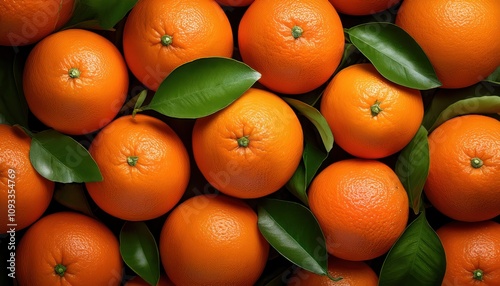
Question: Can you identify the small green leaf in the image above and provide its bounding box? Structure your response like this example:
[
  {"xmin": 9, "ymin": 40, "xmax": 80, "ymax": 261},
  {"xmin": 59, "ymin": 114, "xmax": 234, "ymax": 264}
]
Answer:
[
  {"xmin": 346, "ymin": 22, "xmax": 441, "ymax": 90},
  {"xmin": 258, "ymin": 199, "xmax": 328, "ymax": 276},
  {"xmin": 30, "ymin": 130, "xmax": 102, "ymax": 183},
  {"xmin": 120, "ymin": 222, "xmax": 160, "ymax": 286},
  {"xmin": 286, "ymin": 162, "xmax": 308, "ymax": 205},
  {"xmin": 378, "ymin": 212, "xmax": 446, "ymax": 286},
  {"xmin": 484, "ymin": 66, "xmax": 500, "ymax": 85},
  {"xmin": 64, "ymin": 0, "xmax": 138, "ymax": 30},
  {"xmin": 132, "ymin": 90, "xmax": 148, "ymax": 117},
  {"xmin": 395, "ymin": 126, "xmax": 429, "ymax": 214},
  {"xmin": 144, "ymin": 57, "xmax": 261, "ymax": 119},
  {"xmin": 53, "ymin": 183, "xmax": 95, "ymax": 217}
]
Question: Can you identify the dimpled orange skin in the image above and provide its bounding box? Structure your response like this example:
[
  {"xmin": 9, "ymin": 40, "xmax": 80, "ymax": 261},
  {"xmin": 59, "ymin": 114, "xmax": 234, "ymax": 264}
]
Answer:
[
  {"xmin": 85, "ymin": 114, "xmax": 190, "ymax": 221},
  {"xmin": 16, "ymin": 212, "xmax": 123, "ymax": 286},
  {"xmin": 328, "ymin": 0, "xmax": 400, "ymax": 15},
  {"xmin": 396, "ymin": 0, "xmax": 500, "ymax": 89},
  {"xmin": 159, "ymin": 194, "xmax": 269, "ymax": 286},
  {"xmin": 23, "ymin": 28, "xmax": 129, "ymax": 135},
  {"xmin": 436, "ymin": 220, "xmax": 500, "ymax": 285},
  {"xmin": 308, "ymin": 159, "xmax": 409, "ymax": 261},
  {"xmin": 192, "ymin": 88, "xmax": 303, "ymax": 199},
  {"xmin": 320, "ymin": 63, "xmax": 424, "ymax": 159},
  {"xmin": 0, "ymin": 125, "xmax": 54, "ymax": 234},
  {"xmin": 238, "ymin": 0, "xmax": 344, "ymax": 94},
  {"xmin": 122, "ymin": 0, "xmax": 234, "ymax": 91},
  {"xmin": 424, "ymin": 115, "xmax": 500, "ymax": 222}
]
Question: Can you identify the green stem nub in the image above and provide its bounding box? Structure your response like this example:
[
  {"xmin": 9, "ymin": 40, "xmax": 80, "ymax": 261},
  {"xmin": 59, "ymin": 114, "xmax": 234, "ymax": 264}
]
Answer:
[
  {"xmin": 471, "ymin": 157, "xmax": 483, "ymax": 169},
  {"xmin": 237, "ymin": 136, "xmax": 250, "ymax": 148},
  {"xmin": 370, "ymin": 100, "xmax": 383, "ymax": 117},
  {"xmin": 54, "ymin": 264, "xmax": 67, "ymax": 277},
  {"xmin": 291, "ymin": 25, "xmax": 303, "ymax": 39},
  {"xmin": 473, "ymin": 269, "xmax": 484, "ymax": 281},
  {"xmin": 127, "ymin": 156, "xmax": 139, "ymax": 167},
  {"xmin": 161, "ymin": 35, "xmax": 173, "ymax": 46},
  {"xmin": 68, "ymin": 68, "xmax": 80, "ymax": 79}
]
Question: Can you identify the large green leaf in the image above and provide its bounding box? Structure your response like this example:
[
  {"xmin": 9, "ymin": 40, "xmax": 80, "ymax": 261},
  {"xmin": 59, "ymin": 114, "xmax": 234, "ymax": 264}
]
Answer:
[
  {"xmin": 120, "ymin": 222, "xmax": 160, "ymax": 286},
  {"xmin": 395, "ymin": 126, "xmax": 429, "ymax": 214},
  {"xmin": 346, "ymin": 23, "xmax": 441, "ymax": 90},
  {"xmin": 53, "ymin": 183, "xmax": 95, "ymax": 217},
  {"xmin": 30, "ymin": 130, "xmax": 103, "ymax": 183},
  {"xmin": 0, "ymin": 47, "xmax": 29, "ymax": 126},
  {"xmin": 64, "ymin": 0, "xmax": 138, "ymax": 30},
  {"xmin": 484, "ymin": 66, "xmax": 500, "ymax": 85},
  {"xmin": 378, "ymin": 212, "xmax": 446, "ymax": 286},
  {"xmin": 143, "ymin": 57, "xmax": 261, "ymax": 119}
]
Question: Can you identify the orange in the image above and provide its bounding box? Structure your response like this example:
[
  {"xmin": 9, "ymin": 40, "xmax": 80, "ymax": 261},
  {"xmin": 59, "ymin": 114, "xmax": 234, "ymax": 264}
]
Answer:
[
  {"xmin": 238, "ymin": 0, "xmax": 344, "ymax": 94},
  {"xmin": 308, "ymin": 159, "xmax": 409, "ymax": 261},
  {"xmin": 396, "ymin": 0, "xmax": 500, "ymax": 88},
  {"xmin": 328, "ymin": 0, "xmax": 400, "ymax": 15},
  {"xmin": 436, "ymin": 220, "xmax": 500, "ymax": 285},
  {"xmin": 122, "ymin": 0, "xmax": 234, "ymax": 91},
  {"xmin": 159, "ymin": 194, "xmax": 269, "ymax": 286},
  {"xmin": 23, "ymin": 28, "xmax": 129, "ymax": 135},
  {"xmin": 192, "ymin": 88, "xmax": 303, "ymax": 199},
  {"xmin": 16, "ymin": 211, "xmax": 123, "ymax": 286},
  {"xmin": 0, "ymin": 0, "xmax": 74, "ymax": 46},
  {"xmin": 125, "ymin": 274, "xmax": 174, "ymax": 286},
  {"xmin": 320, "ymin": 63, "xmax": 424, "ymax": 159},
  {"xmin": 0, "ymin": 124, "xmax": 54, "ymax": 234},
  {"xmin": 216, "ymin": 0, "xmax": 254, "ymax": 6},
  {"xmin": 424, "ymin": 114, "xmax": 500, "ymax": 222},
  {"xmin": 85, "ymin": 114, "xmax": 190, "ymax": 221},
  {"xmin": 287, "ymin": 256, "xmax": 378, "ymax": 286}
]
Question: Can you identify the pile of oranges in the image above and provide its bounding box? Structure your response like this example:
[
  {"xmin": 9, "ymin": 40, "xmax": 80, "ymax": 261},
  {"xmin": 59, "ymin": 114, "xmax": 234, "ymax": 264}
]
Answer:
[{"xmin": 1, "ymin": 0, "xmax": 499, "ymax": 285}]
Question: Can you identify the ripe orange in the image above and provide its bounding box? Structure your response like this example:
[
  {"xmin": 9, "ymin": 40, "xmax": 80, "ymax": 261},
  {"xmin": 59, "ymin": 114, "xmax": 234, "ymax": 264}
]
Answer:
[
  {"xmin": 320, "ymin": 63, "xmax": 424, "ymax": 159},
  {"xmin": 0, "ymin": 124, "xmax": 54, "ymax": 234},
  {"xmin": 159, "ymin": 194, "xmax": 269, "ymax": 286},
  {"xmin": 125, "ymin": 274, "xmax": 174, "ymax": 286},
  {"xmin": 192, "ymin": 88, "xmax": 303, "ymax": 199},
  {"xmin": 396, "ymin": 0, "xmax": 500, "ymax": 88},
  {"xmin": 424, "ymin": 114, "xmax": 500, "ymax": 222},
  {"xmin": 122, "ymin": 0, "xmax": 234, "ymax": 91},
  {"xmin": 308, "ymin": 159, "xmax": 409, "ymax": 261},
  {"xmin": 0, "ymin": 0, "xmax": 74, "ymax": 46},
  {"xmin": 16, "ymin": 211, "xmax": 123, "ymax": 286},
  {"xmin": 23, "ymin": 28, "xmax": 129, "ymax": 135},
  {"xmin": 238, "ymin": 0, "xmax": 344, "ymax": 94},
  {"xmin": 85, "ymin": 114, "xmax": 190, "ymax": 221},
  {"xmin": 216, "ymin": 0, "xmax": 254, "ymax": 6},
  {"xmin": 328, "ymin": 0, "xmax": 400, "ymax": 15},
  {"xmin": 287, "ymin": 256, "xmax": 378, "ymax": 286},
  {"xmin": 436, "ymin": 220, "xmax": 500, "ymax": 285}
]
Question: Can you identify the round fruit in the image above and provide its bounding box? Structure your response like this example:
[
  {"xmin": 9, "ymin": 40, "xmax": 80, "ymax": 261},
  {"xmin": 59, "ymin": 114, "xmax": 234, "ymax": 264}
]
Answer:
[
  {"xmin": 125, "ymin": 274, "xmax": 174, "ymax": 286},
  {"xmin": 328, "ymin": 0, "xmax": 400, "ymax": 15},
  {"xmin": 308, "ymin": 158, "xmax": 409, "ymax": 261},
  {"xmin": 238, "ymin": 0, "xmax": 344, "ymax": 94},
  {"xmin": 85, "ymin": 114, "xmax": 190, "ymax": 221},
  {"xmin": 192, "ymin": 88, "xmax": 303, "ymax": 199},
  {"xmin": 424, "ymin": 114, "xmax": 500, "ymax": 222},
  {"xmin": 159, "ymin": 194, "xmax": 269, "ymax": 286},
  {"xmin": 320, "ymin": 63, "xmax": 424, "ymax": 159}
]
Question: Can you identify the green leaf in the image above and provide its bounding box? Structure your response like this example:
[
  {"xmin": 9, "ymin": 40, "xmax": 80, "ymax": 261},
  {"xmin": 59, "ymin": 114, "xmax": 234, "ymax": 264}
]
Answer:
[
  {"xmin": 378, "ymin": 212, "xmax": 446, "ymax": 286},
  {"xmin": 53, "ymin": 183, "xmax": 95, "ymax": 217},
  {"xmin": 346, "ymin": 22, "xmax": 441, "ymax": 90},
  {"xmin": 132, "ymin": 90, "xmax": 148, "ymax": 117},
  {"xmin": 484, "ymin": 66, "xmax": 500, "ymax": 85},
  {"xmin": 30, "ymin": 130, "xmax": 103, "ymax": 183},
  {"xmin": 64, "ymin": 0, "xmax": 138, "ymax": 30},
  {"xmin": 395, "ymin": 126, "xmax": 429, "ymax": 214},
  {"xmin": 258, "ymin": 199, "xmax": 328, "ymax": 276},
  {"xmin": 0, "ymin": 47, "xmax": 29, "ymax": 126},
  {"xmin": 286, "ymin": 162, "xmax": 308, "ymax": 205},
  {"xmin": 120, "ymin": 222, "xmax": 160, "ymax": 286},
  {"xmin": 144, "ymin": 57, "xmax": 261, "ymax": 119}
]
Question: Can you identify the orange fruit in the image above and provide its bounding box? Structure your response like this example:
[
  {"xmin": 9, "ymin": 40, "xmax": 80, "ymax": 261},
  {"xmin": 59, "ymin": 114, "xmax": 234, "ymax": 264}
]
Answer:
[
  {"xmin": 308, "ymin": 158, "xmax": 409, "ymax": 261},
  {"xmin": 125, "ymin": 274, "xmax": 174, "ymax": 286},
  {"xmin": 424, "ymin": 114, "xmax": 500, "ymax": 222},
  {"xmin": 159, "ymin": 194, "xmax": 269, "ymax": 286},
  {"xmin": 192, "ymin": 88, "xmax": 303, "ymax": 199},
  {"xmin": 16, "ymin": 211, "xmax": 123, "ymax": 286},
  {"xmin": 23, "ymin": 28, "xmax": 129, "ymax": 135},
  {"xmin": 328, "ymin": 0, "xmax": 400, "ymax": 15},
  {"xmin": 0, "ymin": 124, "xmax": 54, "ymax": 234},
  {"xmin": 216, "ymin": 0, "xmax": 254, "ymax": 6},
  {"xmin": 238, "ymin": 0, "xmax": 344, "ymax": 94},
  {"xmin": 0, "ymin": 0, "xmax": 74, "ymax": 46},
  {"xmin": 396, "ymin": 0, "xmax": 500, "ymax": 88},
  {"xmin": 122, "ymin": 0, "xmax": 234, "ymax": 91},
  {"xmin": 436, "ymin": 220, "xmax": 500, "ymax": 285},
  {"xmin": 85, "ymin": 114, "xmax": 190, "ymax": 221},
  {"xmin": 320, "ymin": 63, "xmax": 424, "ymax": 159},
  {"xmin": 287, "ymin": 256, "xmax": 378, "ymax": 286}
]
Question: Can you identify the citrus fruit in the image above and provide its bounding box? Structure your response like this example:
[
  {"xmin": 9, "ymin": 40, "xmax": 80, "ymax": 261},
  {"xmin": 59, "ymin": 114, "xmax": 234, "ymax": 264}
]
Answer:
[
  {"xmin": 23, "ymin": 28, "xmax": 129, "ymax": 135},
  {"xmin": 320, "ymin": 63, "xmax": 424, "ymax": 159},
  {"xmin": 159, "ymin": 194, "xmax": 269, "ymax": 286},
  {"xmin": 192, "ymin": 88, "xmax": 303, "ymax": 199},
  {"xmin": 85, "ymin": 114, "xmax": 190, "ymax": 221},
  {"xmin": 436, "ymin": 220, "xmax": 500, "ymax": 285},
  {"xmin": 328, "ymin": 0, "xmax": 400, "ymax": 15},
  {"xmin": 216, "ymin": 0, "xmax": 254, "ymax": 6},
  {"xmin": 424, "ymin": 114, "xmax": 500, "ymax": 222},
  {"xmin": 308, "ymin": 158, "xmax": 409, "ymax": 261},
  {"xmin": 16, "ymin": 211, "xmax": 123, "ymax": 286},
  {"xmin": 0, "ymin": 124, "xmax": 54, "ymax": 234},
  {"xmin": 238, "ymin": 0, "xmax": 344, "ymax": 94},
  {"xmin": 0, "ymin": 0, "xmax": 74, "ymax": 46},
  {"xmin": 396, "ymin": 0, "xmax": 500, "ymax": 88},
  {"xmin": 125, "ymin": 274, "xmax": 174, "ymax": 286},
  {"xmin": 122, "ymin": 0, "xmax": 234, "ymax": 91}
]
